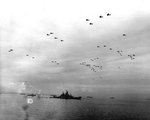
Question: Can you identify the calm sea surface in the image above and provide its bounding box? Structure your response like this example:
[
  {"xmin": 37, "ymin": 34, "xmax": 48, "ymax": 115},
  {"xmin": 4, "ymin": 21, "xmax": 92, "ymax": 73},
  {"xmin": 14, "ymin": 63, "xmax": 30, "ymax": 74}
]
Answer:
[{"xmin": 1, "ymin": 94, "xmax": 150, "ymax": 120}]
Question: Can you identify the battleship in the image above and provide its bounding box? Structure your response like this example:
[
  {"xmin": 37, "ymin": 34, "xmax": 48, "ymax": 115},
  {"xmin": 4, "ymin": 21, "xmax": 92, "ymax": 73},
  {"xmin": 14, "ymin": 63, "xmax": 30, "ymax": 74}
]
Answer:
[{"xmin": 53, "ymin": 91, "xmax": 82, "ymax": 100}]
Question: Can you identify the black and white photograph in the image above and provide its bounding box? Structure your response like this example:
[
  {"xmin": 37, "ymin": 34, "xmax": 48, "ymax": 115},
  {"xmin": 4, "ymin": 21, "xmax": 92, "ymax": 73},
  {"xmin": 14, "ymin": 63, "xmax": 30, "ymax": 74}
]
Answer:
[{"xmin": 0, "ymin": 0, "xmax": 150, "ymax": 120}]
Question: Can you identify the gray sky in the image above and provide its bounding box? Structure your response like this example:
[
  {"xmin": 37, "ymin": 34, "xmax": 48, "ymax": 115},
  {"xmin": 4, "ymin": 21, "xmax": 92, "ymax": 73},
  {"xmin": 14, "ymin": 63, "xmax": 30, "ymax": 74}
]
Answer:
[{"xmin": 0, "ymin": 0, "xmax": 150, "ymax": 96}]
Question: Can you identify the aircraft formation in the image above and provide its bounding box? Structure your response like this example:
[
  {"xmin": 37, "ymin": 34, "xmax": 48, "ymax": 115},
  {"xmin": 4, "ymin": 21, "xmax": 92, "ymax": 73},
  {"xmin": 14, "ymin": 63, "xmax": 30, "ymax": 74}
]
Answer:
[
  {"xmin": 8, "ymin": 12, "xmax": 136, "ymax": 81},
  {"xmin": 51, "ymin": 60, "xmax": 60, "ymax": 65},
  {"xmin": 46, "ymin": 32, "xmax": 64, "ymax": 42},
  {"xmin": 86, "ymin": 13, "xmax": 111, "ymax": 25}
]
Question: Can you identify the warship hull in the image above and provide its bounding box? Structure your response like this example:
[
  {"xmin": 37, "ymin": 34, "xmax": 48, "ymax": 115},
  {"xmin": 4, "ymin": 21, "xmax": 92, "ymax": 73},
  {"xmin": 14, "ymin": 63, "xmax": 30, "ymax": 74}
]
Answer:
[{"xmin": 53, "ymin": 96, "xmax": 82, "ymax": 100}]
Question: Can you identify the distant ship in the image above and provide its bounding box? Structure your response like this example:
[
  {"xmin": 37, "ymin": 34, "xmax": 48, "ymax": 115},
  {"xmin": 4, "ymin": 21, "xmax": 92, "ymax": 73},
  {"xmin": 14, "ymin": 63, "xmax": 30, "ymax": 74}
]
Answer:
[
  {"xmin": 87, "ymin": 96, "xmax": 93, "ymax": 98},
  {"xmin": 20, "ymin": 93, "xmax": 36, "ymax": 97},
  {"xmin": 110, "ymin": 97, "xmax": 115, "ymax": 99},
  {"xmin": 20, "ymin": 90, "xmax": 41, "ymax": 98},
  {"xmin": 53, "ymin": 91, "xmax": 82, "ymax": 100}
]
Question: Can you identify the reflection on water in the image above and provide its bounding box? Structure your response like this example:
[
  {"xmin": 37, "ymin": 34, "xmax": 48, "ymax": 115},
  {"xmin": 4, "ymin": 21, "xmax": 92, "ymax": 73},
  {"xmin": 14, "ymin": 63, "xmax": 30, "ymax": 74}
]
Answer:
[{"xmin": 1, "ymin": 94, "xmax": 150, "ymax": 120}]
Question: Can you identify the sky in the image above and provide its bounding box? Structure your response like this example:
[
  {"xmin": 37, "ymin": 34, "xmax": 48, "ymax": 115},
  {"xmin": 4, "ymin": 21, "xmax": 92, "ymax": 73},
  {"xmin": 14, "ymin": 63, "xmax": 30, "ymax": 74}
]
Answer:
[{"xmin": 0, "ymin": 0, "xmax": 150, "ymax": 96}]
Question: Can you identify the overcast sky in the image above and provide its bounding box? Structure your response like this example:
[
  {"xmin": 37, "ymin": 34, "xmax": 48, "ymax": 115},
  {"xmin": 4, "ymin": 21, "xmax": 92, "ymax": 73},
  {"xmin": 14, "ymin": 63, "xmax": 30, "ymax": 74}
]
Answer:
[{"xmin": 0, "ymin": 0, "xmax": 150, "ymax": 96}]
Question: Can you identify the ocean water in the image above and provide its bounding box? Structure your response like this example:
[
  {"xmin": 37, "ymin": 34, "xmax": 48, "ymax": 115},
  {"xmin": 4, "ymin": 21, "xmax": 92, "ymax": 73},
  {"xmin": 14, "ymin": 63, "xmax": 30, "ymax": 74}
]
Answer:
[{"xmin": 1, "ymin": 94, "xmax": 150, "ymax": 120}]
